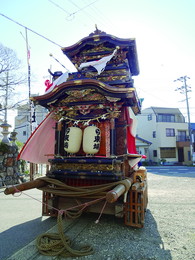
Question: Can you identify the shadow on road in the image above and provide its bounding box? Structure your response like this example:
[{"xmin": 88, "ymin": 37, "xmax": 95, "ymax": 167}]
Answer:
[
  {"xmin": 0, "ymin": 209, "xmax": 172, "ymax": 260},
  {"xmin": 0, "ymin": 216, "xmax": 56, "ymax": 260},
  {"xmin": 70, "ymin": 210, "xmax": 173, "ymax": 260}
]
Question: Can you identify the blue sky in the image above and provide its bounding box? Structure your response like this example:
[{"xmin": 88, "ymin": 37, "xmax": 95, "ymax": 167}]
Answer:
[{"xmin": 0, "ymin": 0, "xmax": 195, "ymax": 123}]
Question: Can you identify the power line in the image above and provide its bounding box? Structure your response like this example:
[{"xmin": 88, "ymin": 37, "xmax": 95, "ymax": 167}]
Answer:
[
  {"xmin": 67, "ymin": 0, "xmax": 99, "ymax": 19},
  {"xmin": 48, "ymin": 0, "xmax": 71, "ymax": 16},
  {"xmin": 49, "ymin": 0, "xmax": 99, "ymax": 21},
  {"xmin": 85, "ymin": 0, "xmax": 113, "ymax": 31},
  {"xmin": 0, "ymin": 13, "xmax": 62, "ymax": 48},
  {"xmin": 49, "ymin": 0, "xmax": 107, "ymax": 29}
]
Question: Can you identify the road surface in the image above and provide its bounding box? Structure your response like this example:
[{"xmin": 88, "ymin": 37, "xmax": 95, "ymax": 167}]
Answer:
[{"xmin": 0, "ymin": 166, "xmax": 194, "ymax": 260}]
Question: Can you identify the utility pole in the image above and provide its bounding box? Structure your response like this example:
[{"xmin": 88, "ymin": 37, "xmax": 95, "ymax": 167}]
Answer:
[
  {"xmin": 24, "ymin": 28, "xmax": 35, "ymax": 181},
  {"xmin": 25, "ymin": 28, "xmax": 33, "ymax": 136},
  {"xmin": 174, "ymin": 76, "xmax": 193, "ymax": 162}
]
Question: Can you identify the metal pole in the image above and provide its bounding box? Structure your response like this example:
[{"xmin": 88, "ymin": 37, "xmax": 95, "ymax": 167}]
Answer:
[
  {"xmin": 175, "ymin": 76, "xmax": 193, "ymax": 162},
  {"xmin": 25, "ymin": 28, "xmax": 33, "ymax": 135},
  {"xmin": 25, "ymin": 28, "xmax": 34, "ymax": 181},
  {"xmin": 183, "ymin": 76, "xmax": 193, "ymax": 161}
]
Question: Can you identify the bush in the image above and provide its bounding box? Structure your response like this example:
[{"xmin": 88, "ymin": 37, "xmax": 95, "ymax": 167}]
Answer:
[{"xmin": 0, "ymin": 142, "xmax": 10, "ymax": 154}]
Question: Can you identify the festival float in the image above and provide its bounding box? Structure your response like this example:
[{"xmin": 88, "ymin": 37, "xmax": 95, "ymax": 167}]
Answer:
[{"xmin": 4, "ymin": 28, "xmax": 148, "ymax": 230}]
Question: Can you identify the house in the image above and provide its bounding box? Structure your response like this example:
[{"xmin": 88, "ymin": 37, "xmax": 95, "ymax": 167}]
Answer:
[
  {"xmin": 135, "ymin": 135, "xmax": 152, "ymax": 160},
  {"xmin": 137, "ymin": 107, "xmax": 191, "ymax": 165},
  {"xmin": 15, "ymin": 104, "xmax": 48, "ymax": 143},
  {"xmin": 191, "ymin": 123, "xmax": 195, "ymax": 164},
  {"xmin": 191, "ymin": 123, "xmax": 195, "ymax": 151}
]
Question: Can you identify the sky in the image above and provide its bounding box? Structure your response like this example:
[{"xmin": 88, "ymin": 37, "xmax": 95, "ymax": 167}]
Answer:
[{"xmin": 0, "ymin": 0, "xmax": 195, "ymax": 129}]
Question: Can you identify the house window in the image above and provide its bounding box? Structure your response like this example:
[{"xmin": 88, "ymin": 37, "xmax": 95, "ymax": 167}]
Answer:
[
  {"xmin": 23, "ymin": 131, "xmax": 26, "ymax": 136},
  {"xmin": 177, "ymin": 131, "xmax": 187, "ymax": 141},
  {"xmin": 153, "ymin": 131, "xmax": 156, "ymax": 138},
  {"xmin": 166, "ymin": 128, "xmax": 175, "ymax": 137},
  {"xmin": 148, "ymin": 114, "xmax": 152, "ymax": 121},
  {"xmin": 158, "ymin": 114, "xmax": 175, "ymax": 122},
  {"xmin": 153, "ymin": 150, "xmax": 157, "ymax": 157},
  {"xmin": 160, "ymin": 148, "xmax": 176, "ymax": 158},
  {"xmin": 144, "ymin": 148, "xmax": 148, "ymax": 155}
]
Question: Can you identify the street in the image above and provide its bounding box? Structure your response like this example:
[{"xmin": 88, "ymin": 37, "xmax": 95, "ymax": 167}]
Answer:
[
  {"xmin": 0, "ymin": 166, "xmax": 195, "ymax": 260},
  {"xmin": 145, "ymin": 165, "xmax": 195, "ymax": 177},
  {"xmin": 0, "ymin": 188, "xmax": 56, "ymax": 260}
]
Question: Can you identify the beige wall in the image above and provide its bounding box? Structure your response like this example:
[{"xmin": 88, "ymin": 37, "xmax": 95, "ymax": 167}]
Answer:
[{"xmin": 137, "ymin": 107, "xmax": 191, "ymax": 164}]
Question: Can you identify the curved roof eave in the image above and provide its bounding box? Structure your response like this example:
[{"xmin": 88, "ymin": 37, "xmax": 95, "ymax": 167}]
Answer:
[
  {"xmin": 62, "ymin": 33, "xmax": 136, "ymax": 54},
  {"xmin": 61, "ymin": 32, "xmax": 140, "ymax": 76},
  {"xmin": 31, "ymin": 79, "xmax": 135, "ymax": 107}
]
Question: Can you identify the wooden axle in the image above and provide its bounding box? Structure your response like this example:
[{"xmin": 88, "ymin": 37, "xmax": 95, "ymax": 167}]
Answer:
[
  {"xmin": 4, "ymin": 179, "xmax": 47, "ymax": 195},
  {"xmin": 106, "ymin": 178, "xmax": 132, "ymax": 203},
  {"xmin": 4, "ymin": 177, "xmax": 133, "ymax": 205}
]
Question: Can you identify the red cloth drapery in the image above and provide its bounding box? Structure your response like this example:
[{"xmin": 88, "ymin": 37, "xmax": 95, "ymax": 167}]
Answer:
[
  {"xmin": 18, "ymin": 112, "xmax": 56, "ymax": 164},
  {"xmin": 125, "ymin": 107, "xmax": 137, "ymax": 154}
]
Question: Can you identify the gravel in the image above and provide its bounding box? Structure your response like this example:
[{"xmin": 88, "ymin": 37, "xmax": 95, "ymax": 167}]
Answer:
[{"xmin": 63, "ymin": 169, "xmax": 195, "ymax": 260}]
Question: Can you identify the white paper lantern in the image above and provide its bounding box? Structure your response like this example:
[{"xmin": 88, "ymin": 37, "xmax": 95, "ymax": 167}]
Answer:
[
  {"xmin": 83, "ymin": 126, "xmax": 101, "ymax": 154},
  {"xmin": 64, "ymin": 127, "xmax": 82, "ymax": 153}
]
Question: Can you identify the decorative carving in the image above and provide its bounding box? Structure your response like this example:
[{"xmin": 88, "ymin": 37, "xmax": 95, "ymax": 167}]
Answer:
[
  {"xmin": 113, "ymin": 49, "xmax": 128, "ymax": 65},
  {"xmin": 77, "ymin": 105, "xmax": 92, "ymax": 115},
  {"xmin": 98, "ymin": 75, "xmax": 127, "ymax": 82},
  {"xmin": 81, "ymin": 44, "xmax": 114, "ymax": 54},
  {"xmin": 59, "ymin": 89, "xmax": 106, "ymax": 104},
  {"xmin": 52, "ymin": 163, "xmax": 114, "ymax": 172},
  {"xmin": 72, "ymin": 55, "xmax": 86, "ymax": 66},
  {"xmin": 100, "ymin": 69, "xmax": 128, "ymax": 76},
  {"xmin": 105, "ymin": 97, "xmax": 121, "ymax": 102}
]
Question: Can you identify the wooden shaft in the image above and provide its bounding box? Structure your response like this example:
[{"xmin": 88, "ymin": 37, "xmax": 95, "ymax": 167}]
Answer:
[
  {"xmin": 4, "ymin": 179, "xmax": 47, "ymax": 195},
  {"xmin": 106, "ymin": 179, "xmax": 132, "ymax": 203},
  {"xmin": 132, "ymin": 182, "xmax": 141, "ymax": 191}
]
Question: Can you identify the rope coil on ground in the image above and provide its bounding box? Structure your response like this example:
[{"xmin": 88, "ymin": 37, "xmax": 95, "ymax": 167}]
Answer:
[
  {"xmin": 34, "ymin": 177, "xmax": 132, "ymax": 257},
  {"xmin": 36, "ymin": 213, "xmax": 94, "ymax": 257}
]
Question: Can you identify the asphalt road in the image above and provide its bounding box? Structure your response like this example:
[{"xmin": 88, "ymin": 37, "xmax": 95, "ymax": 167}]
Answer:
[
  {"xmin": 0, "ymin": 166, "xmax": 195, "ymax": 260},
  {"xmin": 0, "ymin": 188, "xmax": 56, "ymax": 260},
  {"xmin": 146, "ymin": 165, "xmax": 195, "ymax": 177}
]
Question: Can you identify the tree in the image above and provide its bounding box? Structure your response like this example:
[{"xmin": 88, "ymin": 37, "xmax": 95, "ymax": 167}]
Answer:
[{"xmin": 0, "ymin": 43, "xmax": 26, "ymax": 122}]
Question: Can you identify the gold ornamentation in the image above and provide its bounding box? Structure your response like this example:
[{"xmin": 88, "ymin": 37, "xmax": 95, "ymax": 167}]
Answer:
[
  {"xmin": 105, "ymin": 97, "xmax": 121, "ymax": 102},
  {"xmin": 51, "ymin": 101, "xmax": 123, "ymax": 123},
  {"xmin": 99, "ymin": 69, "xmax": 127, "ymax": 76},
  {"xmin": 98, "ymin": 75, "xmax": 127, "ymax": 82},
  {"xmin": 59, "ymin": 90, "xmax": 106, "ymax": 103},
  {"xmin": 81, "ymin": 44, "xmax": 114, "ymax": 54},
  {"xmin": 73, "ymin": 80, "xmax": 82, "ymax": 85},
  {"xmin": 93, "ymin": 35, "xmax": 100, "ymax": 41},
  {"xmin": 47, "ymin": 99, "xmax": 58, "ymax": 105},
  {"xmin": 52, "ymin": 163, "xmax": 114, "ymax": 172}
]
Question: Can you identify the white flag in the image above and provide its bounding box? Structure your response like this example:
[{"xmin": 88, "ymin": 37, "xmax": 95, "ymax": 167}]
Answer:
[
  {"xmin": 45, "ymin": 72, "xmax": 69, "ymax": 94},
  {"xmin": 79, "ymin": 48, "xmax": 118, "ymax": 75}
]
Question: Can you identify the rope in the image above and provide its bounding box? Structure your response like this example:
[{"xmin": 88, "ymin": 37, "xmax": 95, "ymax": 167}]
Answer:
[
  {"xmin": 10, "ymin": 182, "xmax": 108, "ymax": 257},
  {"xmin": 36, "ymin": 195, "xmax": 109, "ymax": 257},
  {"xmin": 36, "ymin": 212, "xmax": 94, "ymax": 257},
  {"xmin": 11, "ymin": 176, "xmax": 132, "ymax": 257},
  {"xmin": 35, "ymin": 177, "xmax": 125, "ymax": 258},
  {"xmin": 38, "ymin": 176, "xmax": 130, "ymax": 198}
]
